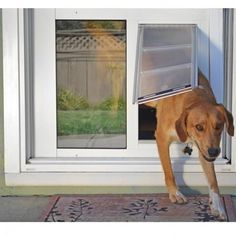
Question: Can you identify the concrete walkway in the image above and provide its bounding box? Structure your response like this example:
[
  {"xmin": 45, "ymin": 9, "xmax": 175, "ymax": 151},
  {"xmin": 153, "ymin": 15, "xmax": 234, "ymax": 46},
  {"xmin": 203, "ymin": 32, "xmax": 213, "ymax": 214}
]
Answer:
[
  {"xmin": 0, "ymin": 196, "xmax": 50, "ymax": 222},
  {"xmin": 58, "ymin": 134, "xmax": 126, "ymax": 148}
]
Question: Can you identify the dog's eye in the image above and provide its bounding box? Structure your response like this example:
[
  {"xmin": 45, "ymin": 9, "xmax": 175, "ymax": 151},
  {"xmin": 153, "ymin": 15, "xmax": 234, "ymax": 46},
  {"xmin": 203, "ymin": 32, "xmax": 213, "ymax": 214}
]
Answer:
[{"xmin": 196, "ymin": 124, "xmax": 204, "ymax": 132}]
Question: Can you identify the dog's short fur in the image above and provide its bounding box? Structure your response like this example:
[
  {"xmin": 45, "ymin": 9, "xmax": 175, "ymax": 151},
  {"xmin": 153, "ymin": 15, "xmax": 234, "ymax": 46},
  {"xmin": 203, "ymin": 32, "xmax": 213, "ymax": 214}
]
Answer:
[{"xmin": 146, "ymin": 72, "xmax": 234, "ymax": 220}]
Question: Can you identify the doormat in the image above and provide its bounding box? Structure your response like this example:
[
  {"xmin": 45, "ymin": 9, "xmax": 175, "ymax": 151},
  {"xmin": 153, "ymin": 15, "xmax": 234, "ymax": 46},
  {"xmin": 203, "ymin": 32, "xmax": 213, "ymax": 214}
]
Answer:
[{"xmin": 41, "ymin": 194, "xmax": 236, "ymax": 222}]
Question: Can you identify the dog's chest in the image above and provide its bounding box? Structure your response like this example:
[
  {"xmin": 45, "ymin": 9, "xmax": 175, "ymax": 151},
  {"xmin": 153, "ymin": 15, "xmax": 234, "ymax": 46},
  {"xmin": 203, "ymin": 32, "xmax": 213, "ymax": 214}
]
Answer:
[
  {"xmin": 169, "ymin": 129, "xmax": 193, "ymax": 143},
  {"xmin": 169, "ymin": 129, "xmax": 179, "ymax": 141}
]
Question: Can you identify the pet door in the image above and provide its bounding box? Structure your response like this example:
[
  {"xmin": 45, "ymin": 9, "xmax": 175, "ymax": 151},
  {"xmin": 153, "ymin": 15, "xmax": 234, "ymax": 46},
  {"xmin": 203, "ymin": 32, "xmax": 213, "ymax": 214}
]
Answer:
[{"xmin": 134, "ymin": 24, "xmax": 198, "ymax": 104}]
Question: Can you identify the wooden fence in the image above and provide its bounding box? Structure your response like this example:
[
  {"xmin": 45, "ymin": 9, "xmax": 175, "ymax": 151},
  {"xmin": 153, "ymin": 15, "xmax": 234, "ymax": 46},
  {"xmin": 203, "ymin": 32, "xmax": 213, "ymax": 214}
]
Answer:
[{"xmin": 56, "ymin": 29, "xmax": 126, "ymax": 104}]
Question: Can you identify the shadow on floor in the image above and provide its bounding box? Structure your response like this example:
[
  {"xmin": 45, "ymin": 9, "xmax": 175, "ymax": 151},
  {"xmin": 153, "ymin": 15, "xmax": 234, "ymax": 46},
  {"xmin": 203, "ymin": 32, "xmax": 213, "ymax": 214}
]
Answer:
[{"xmin": 173, "ymin": 153, "xmax": 202, "ymax": 196}]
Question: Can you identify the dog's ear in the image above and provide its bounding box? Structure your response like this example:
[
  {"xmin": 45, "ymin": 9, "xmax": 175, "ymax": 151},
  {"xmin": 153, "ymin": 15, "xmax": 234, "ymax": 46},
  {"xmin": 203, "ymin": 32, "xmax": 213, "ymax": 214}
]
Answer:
[
  {"xmin": 216, "ymin": 104, "xmax": 234, "ymax": 136},
  {"xmin": 175, "ymin": 110, "xmax": 189, "ymax": 142}
]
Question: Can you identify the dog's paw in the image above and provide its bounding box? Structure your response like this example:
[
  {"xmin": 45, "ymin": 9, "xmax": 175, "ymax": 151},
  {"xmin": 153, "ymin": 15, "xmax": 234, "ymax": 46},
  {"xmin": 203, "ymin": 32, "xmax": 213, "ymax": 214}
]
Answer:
[
  {"xmin": 169, "ymin": 190, "xmax": 188, "ymax": 204},
  {"xmin": 209, "ymin": 190, "xmax": 227, "ymax": 221}
]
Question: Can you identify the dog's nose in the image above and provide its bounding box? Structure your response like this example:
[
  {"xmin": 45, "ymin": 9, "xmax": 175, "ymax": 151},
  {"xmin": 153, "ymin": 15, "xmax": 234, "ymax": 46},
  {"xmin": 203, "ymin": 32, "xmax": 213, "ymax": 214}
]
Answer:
[{"xmin": 208, "ymin": 147, "xmax": 221, "ymax": 157}]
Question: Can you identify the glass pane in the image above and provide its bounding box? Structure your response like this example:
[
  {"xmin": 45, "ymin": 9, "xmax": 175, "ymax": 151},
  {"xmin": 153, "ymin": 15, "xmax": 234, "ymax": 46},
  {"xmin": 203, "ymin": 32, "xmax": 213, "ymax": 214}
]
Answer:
[{"xmin": 56, "ymin": 20, "xmax": 126, "ymax": 149}]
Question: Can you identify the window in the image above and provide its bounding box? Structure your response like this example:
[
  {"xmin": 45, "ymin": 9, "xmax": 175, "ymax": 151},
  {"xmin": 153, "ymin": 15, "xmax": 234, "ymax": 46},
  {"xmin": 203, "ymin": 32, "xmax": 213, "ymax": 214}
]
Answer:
[
  {"xmin": 3, "ymin": 9, "xmax": 236, "ymax": 186},
  {"xmin": 56, "ymin": 20, "xmax": 127, "ymax": 149}
]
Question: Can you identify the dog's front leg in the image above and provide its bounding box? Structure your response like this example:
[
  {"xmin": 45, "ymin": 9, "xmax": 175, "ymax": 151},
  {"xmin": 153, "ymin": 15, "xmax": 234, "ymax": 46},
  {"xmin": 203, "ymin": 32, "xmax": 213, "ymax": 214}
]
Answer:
[
  {"xmin": 199, "ymin": 153, "xmax": 226, "ymax": 220},
  {"xmin": 156, "ymin": 130, "xmax": 187, "ymax": 204}
]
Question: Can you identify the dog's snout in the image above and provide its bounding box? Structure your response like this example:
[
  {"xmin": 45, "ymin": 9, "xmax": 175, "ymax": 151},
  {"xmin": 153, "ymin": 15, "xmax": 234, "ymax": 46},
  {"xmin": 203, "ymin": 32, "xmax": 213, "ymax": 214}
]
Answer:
[{"xmin": 208, "ymin": 147, "xmax": 221, "ymax": 157}]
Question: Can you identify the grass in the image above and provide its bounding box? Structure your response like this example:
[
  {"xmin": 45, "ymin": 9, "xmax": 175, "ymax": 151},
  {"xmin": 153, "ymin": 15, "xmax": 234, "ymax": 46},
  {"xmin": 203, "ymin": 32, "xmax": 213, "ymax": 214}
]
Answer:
[{"xmin": 57, "ymin": 110, "xmax": 126, "ymax": 136}]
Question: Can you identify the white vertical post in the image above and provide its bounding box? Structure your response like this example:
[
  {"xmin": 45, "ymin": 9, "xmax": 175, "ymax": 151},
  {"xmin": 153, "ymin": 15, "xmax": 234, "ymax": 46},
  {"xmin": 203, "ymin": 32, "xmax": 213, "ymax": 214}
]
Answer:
[
  {"xmin": 209, "ymin": 9, "xmax": 224, "ymax": 103},
  {"xmin": 33, "ymin": 9, "xmax": 57, "ymax": 157},
  {"xmin": 127, "ymin": 19, "xmax": 139, "ymax": 149},
  {"xmin": 231, "ymin": 9, "xmax": 236, "ymax": 172},
  {"xmin": 2, "ymin": 9, "xmax": 21, "ymax": 173}
]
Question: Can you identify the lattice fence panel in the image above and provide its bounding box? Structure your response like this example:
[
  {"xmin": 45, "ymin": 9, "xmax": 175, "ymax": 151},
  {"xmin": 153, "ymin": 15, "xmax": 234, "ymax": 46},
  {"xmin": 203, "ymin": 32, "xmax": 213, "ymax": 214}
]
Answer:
[
  {"xmin": 56, "ymin": 30, "xmax": 126, "ymax": 52},
  {"xmin": 56, "ymin": 30, "xmax": 126, "ymax": 103}
]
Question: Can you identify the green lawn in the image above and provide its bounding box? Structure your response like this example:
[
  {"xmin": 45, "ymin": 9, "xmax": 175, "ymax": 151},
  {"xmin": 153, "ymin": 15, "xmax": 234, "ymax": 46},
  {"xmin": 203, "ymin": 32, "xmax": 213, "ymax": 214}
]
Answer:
[{"xmin": 57, "ymin": 110, "xmax": 126, "ymax": 136}]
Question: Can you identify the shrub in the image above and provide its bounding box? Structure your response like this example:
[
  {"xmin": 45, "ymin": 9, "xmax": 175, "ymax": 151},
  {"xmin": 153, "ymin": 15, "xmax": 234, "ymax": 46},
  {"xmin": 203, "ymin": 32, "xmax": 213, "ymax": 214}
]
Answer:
[
  {"xmin": 57, "ymin": 88, "xmax": 89, "ymax": 110},
  {"xmin": 98, "ymin": 97, "xmax": 126, "ymax": 111}
]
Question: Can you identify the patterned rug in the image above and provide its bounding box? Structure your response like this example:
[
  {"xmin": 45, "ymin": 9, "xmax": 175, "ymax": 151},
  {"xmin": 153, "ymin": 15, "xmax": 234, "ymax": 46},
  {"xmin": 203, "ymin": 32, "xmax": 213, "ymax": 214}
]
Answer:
[{"xmin": 41, "ymin": 194, "xmax": 236, "ymax": 222}]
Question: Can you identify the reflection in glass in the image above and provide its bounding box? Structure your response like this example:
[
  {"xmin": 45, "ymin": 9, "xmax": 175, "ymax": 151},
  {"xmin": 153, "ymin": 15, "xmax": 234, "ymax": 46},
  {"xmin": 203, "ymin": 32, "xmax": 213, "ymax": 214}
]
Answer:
[{"xmin": 56, "ymin": 20, "xmax": 126, "ymax": 148}]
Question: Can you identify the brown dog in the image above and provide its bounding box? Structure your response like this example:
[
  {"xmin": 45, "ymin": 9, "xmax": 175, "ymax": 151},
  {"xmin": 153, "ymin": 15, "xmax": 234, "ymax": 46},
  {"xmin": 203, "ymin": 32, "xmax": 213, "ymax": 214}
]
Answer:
[{"xmin": 146, "ymin": 71, "xmax": 234, "ymax": 220}]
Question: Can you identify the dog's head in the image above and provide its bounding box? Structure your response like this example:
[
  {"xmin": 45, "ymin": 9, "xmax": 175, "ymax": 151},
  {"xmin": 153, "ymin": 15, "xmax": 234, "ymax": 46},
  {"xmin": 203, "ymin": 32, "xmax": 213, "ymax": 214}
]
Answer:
[{"xmin": 175, "ymin": 103, "xmax": 234, "ymax": 162}]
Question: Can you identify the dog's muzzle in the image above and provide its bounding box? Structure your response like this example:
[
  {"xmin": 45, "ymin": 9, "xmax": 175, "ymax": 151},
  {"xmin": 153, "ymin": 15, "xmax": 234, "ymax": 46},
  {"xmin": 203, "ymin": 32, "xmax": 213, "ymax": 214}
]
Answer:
[
  {"xmin": 208, "ymin": 147, "xmax": 221, "ymax": 158},
  {"xmin": 203, "ymin": 156, "xmax": 216, "ymax": 162},
  {"xmin": 202, "ymin": 148, "xmax": 221, "ymax": 162},
  {"xmin": 194, "ymin": 141, "xmax": 220, "ymax": 162}
]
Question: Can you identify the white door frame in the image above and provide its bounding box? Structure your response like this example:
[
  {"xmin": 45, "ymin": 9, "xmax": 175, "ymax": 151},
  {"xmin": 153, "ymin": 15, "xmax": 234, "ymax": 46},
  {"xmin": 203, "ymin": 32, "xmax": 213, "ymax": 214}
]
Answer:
[{"xmin": 2, "ymin": 8, "xmax": 236, "ymax": 186}]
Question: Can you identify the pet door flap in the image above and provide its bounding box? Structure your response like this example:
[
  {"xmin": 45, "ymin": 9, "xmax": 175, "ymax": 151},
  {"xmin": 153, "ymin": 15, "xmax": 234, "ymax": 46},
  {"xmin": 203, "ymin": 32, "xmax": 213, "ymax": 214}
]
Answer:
[{"xmin": 134, "ymin": 24, "xmax": 198, "ymax": 104}]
